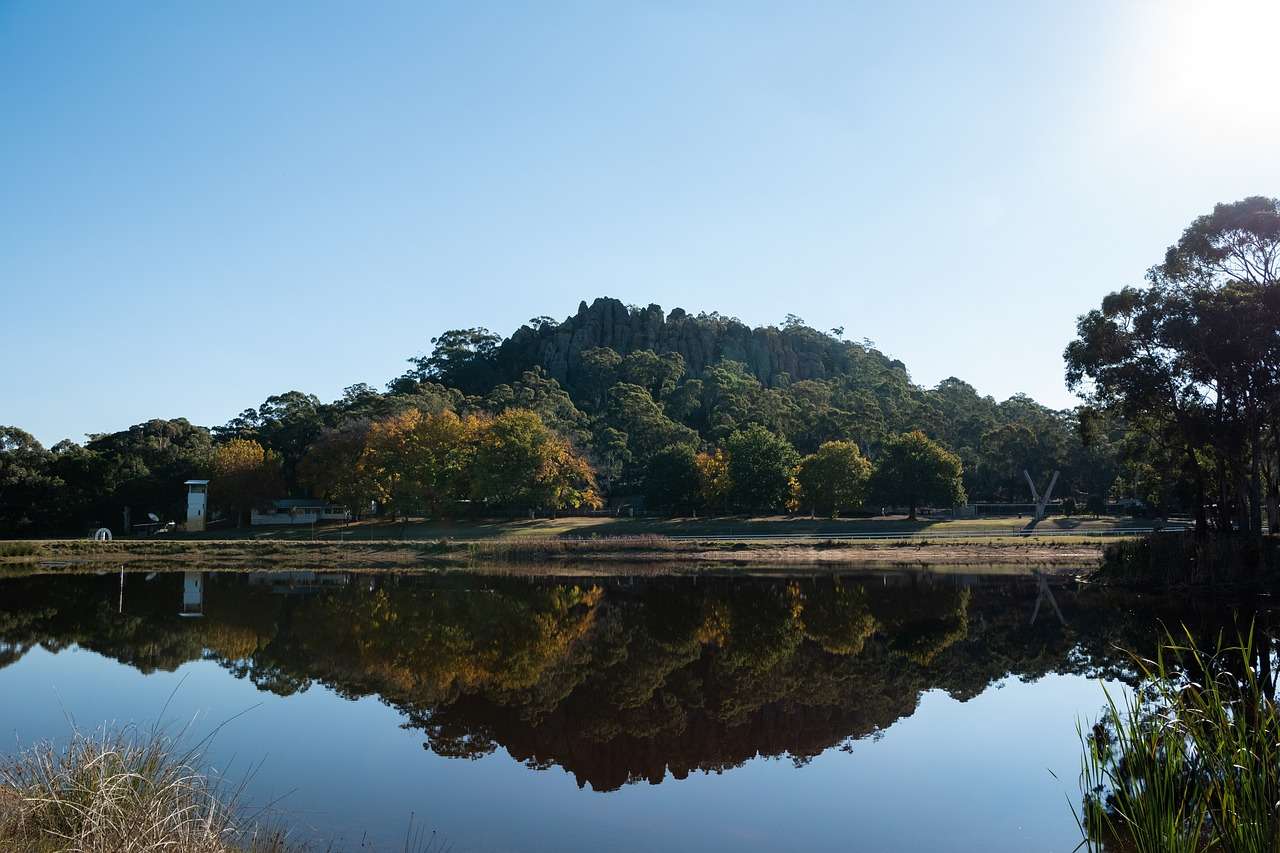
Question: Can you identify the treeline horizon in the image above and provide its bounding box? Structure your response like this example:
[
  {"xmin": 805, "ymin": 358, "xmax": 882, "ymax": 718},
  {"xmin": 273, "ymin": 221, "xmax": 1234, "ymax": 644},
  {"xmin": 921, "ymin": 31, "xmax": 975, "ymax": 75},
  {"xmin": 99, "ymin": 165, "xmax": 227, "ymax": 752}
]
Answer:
[
  {"xmin": 0, "ymin": 295, "xmax": 1109, "ymax": 534},
  {"xmin": 24, "ymin": 190, "xmax": 1280, "ymax": 538}
]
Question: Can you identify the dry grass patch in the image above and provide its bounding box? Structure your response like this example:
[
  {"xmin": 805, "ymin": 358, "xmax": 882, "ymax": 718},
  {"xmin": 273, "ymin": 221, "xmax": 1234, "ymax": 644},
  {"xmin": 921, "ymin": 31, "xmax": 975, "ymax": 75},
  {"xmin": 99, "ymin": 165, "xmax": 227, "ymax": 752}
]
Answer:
[{"xmin": 0, "ymin": 726, "xmax": 302, "ymax": 853}]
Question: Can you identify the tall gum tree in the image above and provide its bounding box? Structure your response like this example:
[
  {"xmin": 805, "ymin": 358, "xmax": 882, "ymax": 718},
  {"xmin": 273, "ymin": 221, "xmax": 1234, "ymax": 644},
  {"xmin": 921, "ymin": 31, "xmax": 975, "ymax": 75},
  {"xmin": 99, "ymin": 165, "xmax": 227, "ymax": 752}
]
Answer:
[{"xmin": 1067, "ymin": 197, "xmax": 1280, "ymax": 539}]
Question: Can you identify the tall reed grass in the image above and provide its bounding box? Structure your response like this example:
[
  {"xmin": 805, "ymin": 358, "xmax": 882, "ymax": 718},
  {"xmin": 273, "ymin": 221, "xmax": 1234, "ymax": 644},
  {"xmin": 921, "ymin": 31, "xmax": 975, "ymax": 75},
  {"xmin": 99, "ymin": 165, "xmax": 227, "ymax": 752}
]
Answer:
[
  {"xmin": 1076, "ymin": 626, "xmax": 1280, "ymax": 852},
  {"xmin": 0, "ymin": 725, "xmax": 299, "ymax": 852}
]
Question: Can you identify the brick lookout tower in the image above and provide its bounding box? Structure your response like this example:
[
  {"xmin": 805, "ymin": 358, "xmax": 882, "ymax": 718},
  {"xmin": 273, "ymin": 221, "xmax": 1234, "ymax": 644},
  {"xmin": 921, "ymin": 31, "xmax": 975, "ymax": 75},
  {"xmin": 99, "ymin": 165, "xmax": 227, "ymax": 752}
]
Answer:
[{"xmin": 185, "ymin": 480, "xmax": 209, "ymax": 532}]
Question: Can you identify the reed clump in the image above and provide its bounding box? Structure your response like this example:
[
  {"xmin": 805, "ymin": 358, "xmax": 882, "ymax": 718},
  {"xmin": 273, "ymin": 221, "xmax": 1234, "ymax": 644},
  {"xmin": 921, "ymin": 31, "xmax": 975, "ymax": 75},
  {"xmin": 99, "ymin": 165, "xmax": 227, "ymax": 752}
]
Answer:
[
  {"xmin": 1077, "ymin": 626, "xmax": 1280, "ymax": 852},
  {"xmin": 0, "ymin": 725, "xmax": 300, "ymax": 852}
]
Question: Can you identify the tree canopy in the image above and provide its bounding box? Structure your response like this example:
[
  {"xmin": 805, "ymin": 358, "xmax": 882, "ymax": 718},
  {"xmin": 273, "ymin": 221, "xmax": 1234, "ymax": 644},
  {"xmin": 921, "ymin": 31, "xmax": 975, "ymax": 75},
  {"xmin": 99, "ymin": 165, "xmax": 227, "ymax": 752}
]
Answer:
[
  {"xmin": 1066, "ymin": 196, "xmax": 1280, "ymax": 536},
  {"xmin": 870, "ymin": 431, "xmax": 966, "ymax": 519},
  {"xmin": 796, "ymin": 440, "xmax": 873, "ymax": 518},
  {"xmin": 725, "ymin": 425, "xmax": 800, "ymax": 512}
]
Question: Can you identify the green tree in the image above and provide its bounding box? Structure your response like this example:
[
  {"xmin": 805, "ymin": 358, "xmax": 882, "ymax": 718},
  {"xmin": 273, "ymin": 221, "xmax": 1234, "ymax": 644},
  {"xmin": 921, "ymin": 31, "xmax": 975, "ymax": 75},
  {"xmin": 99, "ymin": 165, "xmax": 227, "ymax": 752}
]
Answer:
[
  {"xmin": 871, "ymin": 430, "xmax": 965, "ymax": 519},
  {"xmin": 699, "ymin": 361, "xmax": 763, "ymax": 439},
  {"xmin": 620, "ymin": 350, "xmax": 685, "ymax": 400},
  {"xmin": 795, "ymin": 440, "xmax": 872, "ymax": 517},
  {"xmin": 725, "ymin": 425, "xmax": 799, "ymax": 512},
  {"xmin": 1065, "ymin": 197, "xmax": 1280, "ymax": 537},
  {"xmin": 396, "ymin": 328, "xmax": 502, "ymax": 394},
  {"xmin": 411, "ymin": 410, "xmax": 482, "ymax": 515},
  {"xmin": 604, "ymin": 383, "xmax": 699, "ymax": 472},
  {"xmin": 85, "ymin": 418, "xmax": 214, "ymax": 527},
  {"xmin": 643, "ymin": 444, "xmax": 703, "ymax": 515},
  {"xmin": 0, "ymin": 427, "xmax": 58, "ymax": 534},
  {"xmin": 216, "ymin": 391, "xmax": 328, "ymax": 488},
  {"xmin": 575, "ymin": 347, "xmax": 622, "ymax": 412},
  {"xmin": 484, "ymin": 368, "xmax": 591, "ymax": 449}
]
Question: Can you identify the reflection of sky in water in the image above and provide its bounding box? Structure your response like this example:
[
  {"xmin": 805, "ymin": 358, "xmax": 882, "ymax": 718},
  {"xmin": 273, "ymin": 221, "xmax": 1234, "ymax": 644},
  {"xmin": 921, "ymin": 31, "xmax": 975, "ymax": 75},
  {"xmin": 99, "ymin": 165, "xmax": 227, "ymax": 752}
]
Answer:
[{"xmin": 0, "ymin": 643, "xmax": 1107, "ymax": 852}]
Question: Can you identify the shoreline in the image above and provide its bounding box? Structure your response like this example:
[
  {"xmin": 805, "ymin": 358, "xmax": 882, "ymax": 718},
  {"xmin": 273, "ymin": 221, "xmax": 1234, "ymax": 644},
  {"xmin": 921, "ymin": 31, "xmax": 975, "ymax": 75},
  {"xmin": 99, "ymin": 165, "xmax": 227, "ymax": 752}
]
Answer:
[{"xmin": 0, "ymin": 536, "xmax": 1103, "ymax": 574}]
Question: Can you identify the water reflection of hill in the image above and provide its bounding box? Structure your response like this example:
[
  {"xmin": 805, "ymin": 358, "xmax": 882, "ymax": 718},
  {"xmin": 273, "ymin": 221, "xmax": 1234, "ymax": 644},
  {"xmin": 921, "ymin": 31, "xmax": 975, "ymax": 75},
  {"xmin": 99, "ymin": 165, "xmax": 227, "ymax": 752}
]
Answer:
[{"xmin": 0, "ymin": 570, "xmax": 1248, "ymax": 792}]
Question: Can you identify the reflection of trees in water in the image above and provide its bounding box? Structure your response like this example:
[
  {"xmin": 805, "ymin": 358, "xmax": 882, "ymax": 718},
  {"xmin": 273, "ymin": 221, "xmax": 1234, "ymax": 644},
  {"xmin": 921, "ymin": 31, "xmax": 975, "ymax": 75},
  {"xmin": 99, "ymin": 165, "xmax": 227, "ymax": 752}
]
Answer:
[{"xmin": 0, "ymin": 571, "xmax": 1252, "ymax": 792}]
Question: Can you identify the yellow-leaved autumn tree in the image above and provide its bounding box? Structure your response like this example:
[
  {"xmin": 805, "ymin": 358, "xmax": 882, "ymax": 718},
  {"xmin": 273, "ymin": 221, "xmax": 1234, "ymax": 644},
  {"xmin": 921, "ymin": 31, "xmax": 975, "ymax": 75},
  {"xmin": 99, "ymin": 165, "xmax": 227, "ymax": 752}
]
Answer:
[
  {"xmin": 694, "ymin": 449, "xmax": 731, "ymax": 514},
  {"xmin": 362, "ymin": 409, "xmax": 485, "ymax": 519},
  {"xmin": 362, "ymin": 411, "xmax": 422, "ymax": 520},
  {"xmin": 210, "ymin": 438, "xmax": 283, "ymax": 527},
  {"xmin": 471, "ymin": 409, "xmax": 601, "ymax": 512}
]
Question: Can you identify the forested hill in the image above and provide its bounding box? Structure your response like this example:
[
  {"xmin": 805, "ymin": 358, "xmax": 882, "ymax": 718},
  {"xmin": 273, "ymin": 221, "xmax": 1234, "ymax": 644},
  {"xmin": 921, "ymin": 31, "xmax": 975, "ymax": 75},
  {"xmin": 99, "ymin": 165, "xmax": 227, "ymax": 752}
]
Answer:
[
  {"xmin": 390, "ymin": 296, "xmax": 1082, "ymax": 465},
  {"xmin": 1, "ymin": 295, "xmax": 1121, "ymax": 535},
  {"xmin": 374, "ymin": 296, "xmax": 1111, "ymax": 514},
  {"xmin": 489, "ymin": 297, "xmax": 908, "ymax": 395}
]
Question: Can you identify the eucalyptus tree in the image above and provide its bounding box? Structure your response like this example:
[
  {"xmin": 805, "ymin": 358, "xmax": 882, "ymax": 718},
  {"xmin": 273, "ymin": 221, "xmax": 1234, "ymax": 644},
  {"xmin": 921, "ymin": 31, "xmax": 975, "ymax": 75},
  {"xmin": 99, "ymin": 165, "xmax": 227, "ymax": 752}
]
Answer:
[{"xmin": 1066, "ymin": 196, "xmax": 1280, "ymax": 536}]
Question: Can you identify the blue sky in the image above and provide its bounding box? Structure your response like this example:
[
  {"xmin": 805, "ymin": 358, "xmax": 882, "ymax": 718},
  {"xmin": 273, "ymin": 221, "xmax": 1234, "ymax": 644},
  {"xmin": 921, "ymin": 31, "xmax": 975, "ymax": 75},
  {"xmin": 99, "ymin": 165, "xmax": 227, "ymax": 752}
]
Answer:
[{"xmin": 4, "ymin": 1, "xmax": 1279, "ymax": 446}]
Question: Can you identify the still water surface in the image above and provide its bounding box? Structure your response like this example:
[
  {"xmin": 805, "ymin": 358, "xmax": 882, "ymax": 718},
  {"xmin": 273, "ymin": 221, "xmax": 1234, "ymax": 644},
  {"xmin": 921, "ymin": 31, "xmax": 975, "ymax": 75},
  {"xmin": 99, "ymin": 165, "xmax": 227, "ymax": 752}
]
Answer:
[{"xmin": 0, "ymin": 569, "xmax": 1238, "ymax": 851}]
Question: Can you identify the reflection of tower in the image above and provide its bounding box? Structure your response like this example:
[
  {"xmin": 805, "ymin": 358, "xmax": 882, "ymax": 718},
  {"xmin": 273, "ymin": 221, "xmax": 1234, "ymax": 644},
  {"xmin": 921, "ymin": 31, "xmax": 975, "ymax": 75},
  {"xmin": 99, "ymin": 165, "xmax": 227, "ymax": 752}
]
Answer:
[
  {"xmin": 184, "ymin": 480, "xmax": 209, "ymax": 532},
  {"xmin": 180, "ymin": 572, "xmax": 205, "ymax": 617}
]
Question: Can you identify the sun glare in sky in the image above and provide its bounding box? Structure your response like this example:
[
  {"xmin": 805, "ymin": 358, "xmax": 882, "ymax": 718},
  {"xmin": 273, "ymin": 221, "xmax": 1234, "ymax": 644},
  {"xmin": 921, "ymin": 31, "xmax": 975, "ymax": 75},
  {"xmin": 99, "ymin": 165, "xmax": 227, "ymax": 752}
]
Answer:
[{"xmin": 1134, "ymin": 1, "xmax": 1280, "ymax": 143}]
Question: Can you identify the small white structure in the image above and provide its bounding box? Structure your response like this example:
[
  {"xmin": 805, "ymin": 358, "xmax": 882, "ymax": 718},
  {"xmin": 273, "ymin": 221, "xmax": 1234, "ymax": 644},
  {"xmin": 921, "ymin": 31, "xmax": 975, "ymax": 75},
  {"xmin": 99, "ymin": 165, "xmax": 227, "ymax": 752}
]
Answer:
[
  {"xmin": 180, "ymin": 571, "xmax": 204, "ymax": 617},
  {"xmin": 250, "ymin": 498, "xmax": 350, "ymax": 526},
  {"xmin": 185, "ymin": 480, "xmax": 209, "ymax": 532}
]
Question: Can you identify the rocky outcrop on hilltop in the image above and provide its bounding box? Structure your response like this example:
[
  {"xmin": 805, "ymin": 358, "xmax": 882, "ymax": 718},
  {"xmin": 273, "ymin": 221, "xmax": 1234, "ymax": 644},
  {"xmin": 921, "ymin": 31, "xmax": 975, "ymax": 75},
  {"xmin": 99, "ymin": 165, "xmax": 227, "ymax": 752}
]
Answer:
[{"xmin": 494, "ymin": 297, "xmax": 906, "ymax": 394}]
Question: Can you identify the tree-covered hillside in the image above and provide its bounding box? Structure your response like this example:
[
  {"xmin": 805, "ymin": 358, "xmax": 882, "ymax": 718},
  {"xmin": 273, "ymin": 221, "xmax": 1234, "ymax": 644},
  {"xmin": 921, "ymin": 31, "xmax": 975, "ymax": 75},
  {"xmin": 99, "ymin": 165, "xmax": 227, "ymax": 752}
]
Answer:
[
  {"xmin": 1, "ymin": 297, "xmax": 1119, "ymax": 534},
  {"xmin": 385, "ymin": 297, "xmax": 1109, "ymax": 504}
]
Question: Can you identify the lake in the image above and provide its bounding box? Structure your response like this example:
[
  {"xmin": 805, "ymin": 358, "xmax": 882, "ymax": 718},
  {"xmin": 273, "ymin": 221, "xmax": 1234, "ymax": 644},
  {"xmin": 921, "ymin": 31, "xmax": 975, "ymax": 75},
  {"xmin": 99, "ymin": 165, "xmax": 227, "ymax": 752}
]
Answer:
[{"xmin": 0, "ymin": 568, "xmax": 1253, "ymax": 851}]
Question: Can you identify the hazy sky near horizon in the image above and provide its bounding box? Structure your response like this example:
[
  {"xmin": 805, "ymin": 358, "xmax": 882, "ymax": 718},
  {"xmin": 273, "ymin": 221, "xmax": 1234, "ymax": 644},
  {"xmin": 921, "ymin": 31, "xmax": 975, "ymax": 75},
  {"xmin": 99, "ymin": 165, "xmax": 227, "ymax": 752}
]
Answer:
[{"xmin": 4, "ymin": 1, "xmax": 1280, "ymax": 446}]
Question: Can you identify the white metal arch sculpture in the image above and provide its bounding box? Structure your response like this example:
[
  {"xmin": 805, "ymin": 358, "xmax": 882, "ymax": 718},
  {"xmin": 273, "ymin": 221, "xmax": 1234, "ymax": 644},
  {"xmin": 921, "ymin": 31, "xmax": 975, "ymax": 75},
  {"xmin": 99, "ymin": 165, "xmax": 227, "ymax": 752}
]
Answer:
[
  {"xmin": 1023, "ymin": 470, "xmax": 1060, "ymax": 522},
  {"xmin": 93, "ymin": 528, "xmax": 112, "ymax": 541}
]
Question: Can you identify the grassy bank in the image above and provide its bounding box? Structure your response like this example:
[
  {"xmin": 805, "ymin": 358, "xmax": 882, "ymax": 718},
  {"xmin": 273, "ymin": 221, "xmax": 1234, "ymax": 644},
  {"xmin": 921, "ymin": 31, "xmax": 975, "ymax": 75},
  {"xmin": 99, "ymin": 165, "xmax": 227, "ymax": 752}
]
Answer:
[
  {"xmin": 0, "ymin": 533, "xmax": 1104, "ymax": 574},
  {"xmin": 0, "ymin": 727, "xmax": 297, "ymax": 853},
  {"xmin": 1, "ymin": 513, "xmax": 1141, "ymax": 573}
]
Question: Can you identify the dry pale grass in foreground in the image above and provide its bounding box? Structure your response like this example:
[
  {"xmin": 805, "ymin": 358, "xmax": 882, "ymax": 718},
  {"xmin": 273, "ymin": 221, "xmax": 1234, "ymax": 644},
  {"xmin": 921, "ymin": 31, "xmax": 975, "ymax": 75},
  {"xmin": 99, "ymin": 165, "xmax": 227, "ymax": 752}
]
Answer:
[{"xmin": 0, "ymin": 726, "xmax": 301, "ymax": 853}]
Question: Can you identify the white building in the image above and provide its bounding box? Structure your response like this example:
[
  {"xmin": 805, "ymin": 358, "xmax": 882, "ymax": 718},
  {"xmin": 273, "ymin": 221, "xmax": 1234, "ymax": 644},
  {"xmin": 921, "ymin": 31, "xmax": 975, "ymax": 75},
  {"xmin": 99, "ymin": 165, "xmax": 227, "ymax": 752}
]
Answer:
[
  {"xmin": 250, "ymin": 498, "xmax": 351, "ymax": 526},
  {"xmin": 184, "ymin": 480, "xmax": 209, "ymax": 532}
]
